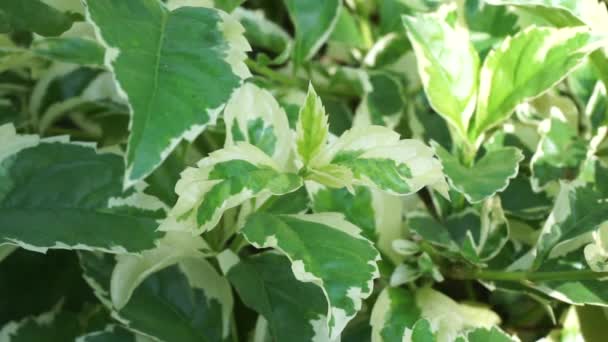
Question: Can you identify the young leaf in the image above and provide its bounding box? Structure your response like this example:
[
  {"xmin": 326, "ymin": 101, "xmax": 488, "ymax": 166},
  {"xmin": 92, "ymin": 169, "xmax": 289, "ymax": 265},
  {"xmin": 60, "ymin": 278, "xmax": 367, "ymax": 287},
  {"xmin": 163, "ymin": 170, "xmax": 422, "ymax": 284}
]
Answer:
[
  {"xmin": 284, "ymin": 0, "xmax": 342, "ymax": 64},
  {"xmin": 296, "ymin": 85, "xmax": 329, "ymax": 166},
  {"xmin": 0, "ymin": 134, "xmax": 163, "ymax": 254},
  {"xmin": 84, "ymin": 0, "xmax": 251, "ymax": 187},
  {"xmin": 473, "ymin": 26, "xmax": 601, "ymax": 138},
  {"xmin": 80, "ymin": 252, "xmax": 232, "ymax": 342},
  {"xmin": 224, "ymin": 82, "xmax": 292, "ymax": 168},
  {"xmin": 315, "ymin": 126, "xmax": 448, "ymax": 197},
  {"xmin": 432, "ymin": 142, "xmax": 523, "ymax": 203},
  {"xmin": 234, "ymin": 8, "xmax": 292, "ymax": 61},
  {"xmin": 241, "ymin": 212, "xmax": 380, "ymax": 339},
  {"xmin": 403, "ymin": 5, "xmax": 480, "ymax": 137},
  {"xmin": 161, "ymin": 143, "xmax": 302, "ymax": 233},
  {"xmin": 226, "ymin": 252, "xmax": 333, "ymax": 342}
]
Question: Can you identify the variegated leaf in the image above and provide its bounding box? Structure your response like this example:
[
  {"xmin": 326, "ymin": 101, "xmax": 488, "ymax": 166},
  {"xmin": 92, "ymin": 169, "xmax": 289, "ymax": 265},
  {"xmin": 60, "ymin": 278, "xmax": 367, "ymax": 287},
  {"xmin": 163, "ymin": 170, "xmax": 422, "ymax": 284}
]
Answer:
[
  {"xmin": 241, "ymin": 212, "xmax": 380, "ymax": 339},
  {"xmin": 84, "ymin": 0, "xmax": 251, "ymax": 187},
  {"xmin": 225, "ymin": 252, "xmax": 333, "ymax": 342},
  {"xmin": 160, "ymin": 143, "xmax": 302, "ymax": 233},
  {"xmin": 403, "ymin": 4, "xmax": 479, "ymax": 138},
  {"xmin": 473, "ymin": 26, "xmax": 602, "ymax": 138},
  {"xmin": 224, "ymin": 82, "xmax": 292, "ymax": 168},
  {"xmin": 0, "ymin": 127, "xmax": 163, "ymax": 254},
  {"xmin": 80, "ymin": 252, "xmax": 233, "ymax": 342},
  {"xmin": 296, "ymin": 85, "xmax": 330, "ymax": 167}
]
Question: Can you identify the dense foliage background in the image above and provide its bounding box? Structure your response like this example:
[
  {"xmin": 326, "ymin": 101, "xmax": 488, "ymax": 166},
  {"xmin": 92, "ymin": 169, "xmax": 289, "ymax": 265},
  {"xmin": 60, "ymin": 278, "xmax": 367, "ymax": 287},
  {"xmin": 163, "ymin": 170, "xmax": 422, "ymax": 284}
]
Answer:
[{"xmin": 1, "ymin": 0, "xmax": 608, "ymax": 341}]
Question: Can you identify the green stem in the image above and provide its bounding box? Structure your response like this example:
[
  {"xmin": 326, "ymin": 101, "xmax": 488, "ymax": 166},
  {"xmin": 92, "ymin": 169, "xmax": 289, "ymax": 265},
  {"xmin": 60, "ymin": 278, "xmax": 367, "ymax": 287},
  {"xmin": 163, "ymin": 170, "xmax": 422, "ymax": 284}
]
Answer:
[{"xmin": 449, "ymin": 266, "xmax": 608, "ymax": 282}]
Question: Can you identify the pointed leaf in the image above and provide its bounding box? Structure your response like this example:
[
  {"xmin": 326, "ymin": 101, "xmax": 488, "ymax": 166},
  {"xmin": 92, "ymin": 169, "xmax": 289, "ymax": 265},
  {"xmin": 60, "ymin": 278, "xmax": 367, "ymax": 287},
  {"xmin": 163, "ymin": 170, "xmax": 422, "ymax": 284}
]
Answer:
[
  {"xmin": 296, "ymin": 85, "xmax": 329, "ymax": 166},
  {"xmin": 0, "ymin": 0, "xmax": 80, "ymax": 37},
  {"xmin": 0, "ymin": 304, "xmax": 80, "ymax": 341},
  {"xmin": 84, "ymin": 0, "xmax": 250, "ymax": 186}
]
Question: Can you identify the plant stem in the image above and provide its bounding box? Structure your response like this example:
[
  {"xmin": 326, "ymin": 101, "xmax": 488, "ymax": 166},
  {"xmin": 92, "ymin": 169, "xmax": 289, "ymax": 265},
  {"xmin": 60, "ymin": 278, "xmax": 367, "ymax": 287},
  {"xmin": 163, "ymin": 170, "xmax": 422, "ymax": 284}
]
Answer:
[{"xmin": 448, "ymin": 266, "xmax": 608, "ymax": 282}]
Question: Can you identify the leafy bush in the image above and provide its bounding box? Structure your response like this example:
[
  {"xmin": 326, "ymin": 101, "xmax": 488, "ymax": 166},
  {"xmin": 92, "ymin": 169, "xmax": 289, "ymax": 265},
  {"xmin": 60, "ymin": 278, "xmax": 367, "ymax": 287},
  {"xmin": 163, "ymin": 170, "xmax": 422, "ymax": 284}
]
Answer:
[{"xmin": 1, "ymin": 0, "xmax": 608, "ymax": 341}]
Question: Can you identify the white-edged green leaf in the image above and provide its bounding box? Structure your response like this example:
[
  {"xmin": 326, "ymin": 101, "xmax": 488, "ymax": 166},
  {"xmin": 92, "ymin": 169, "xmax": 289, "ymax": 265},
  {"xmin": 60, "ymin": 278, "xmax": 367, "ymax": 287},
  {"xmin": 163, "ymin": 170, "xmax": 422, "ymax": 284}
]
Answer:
[
  {"xmin": 110, "ymin": 232, "xmax": 212, "ymax": 310},
  {"xmin": 296, "ymin": 85, "xmax": 329, "ymax": 166},
  {"xmin": 226, "ymin": 252, "xmax": 333, "ymax": 342},
  {"xmin": 525, "ymin": 249, "xmax": 608, "ymax": 306},
  {"xmin": 235, "ymin": 8, "xmax": 292, "ymax": 62},
  {"xmin": 354, "ymin": 72, "xmax": 406, "ymax": 128},
  {"xmin": 403, "ymin": 4, "xmax": 479, "ymax": 137},
  {"xmin": 0, "ymin": 302, "xmax": 80, "ymax": 341},
  {"xmin": 432, "ymin": 142, "xmax": 523, "ymax": 203},
  {"xmin": 485, "ymin": 0, "xmax": 608, "ymax": 32},
  {"xmin": 224, "ymin": 82, "xmax": 292, "ymax": 168},
  {"xmin": 473, "ymin": 26, "xmax": 602, "ymax": 138},
  {"xmin": 371, "ymin": 287, "xmax": 503, "ymax": 342},
  {"xmin": 0, "ymin": 123, "xmax": 39, "ymax": 161},
  {"xmin": 370, "ymin": 287, "xmax": 421, "ymax": 342},
  {"xmin": 76, "ymin": 325, "xmax": 154, "ymax": 342},
  {"xmin": 584, "ymin": 223, "xmax": 608, "ymax": 272},
  {"xmin": 284, "ymin": 0, "xmax": 341, "ymax": 64},
  {"xmin": 534, "ymin": 183, "xmax": 608, "ymax": 264},
  {"xmin": 314, "ymin": 125, "xmax": 448, "ymax": 197},
  {"xmin": 84, "ymin": 0, "xmax": 251, "ymax": 187},
  {"xmin": 161, "ymin": 143, "xmax": 303, "ymax": 233},
  {"xmin": 241, "ymin": 212, "xmax": 380, "ymax": 339},
  {"xmin": 499, "ymin": 175, "xmax": 552, "ymax": 220},
  {"xmin": 531, "ymin": 117, "xmax": 588, "ymax": 191},
  {"xmin": 0, "ymin": 135, "xmax": 163, "ymax": 254},
  {"xmin": 80, "ymin": 252, "xmax": 232, "ymax": 342}
]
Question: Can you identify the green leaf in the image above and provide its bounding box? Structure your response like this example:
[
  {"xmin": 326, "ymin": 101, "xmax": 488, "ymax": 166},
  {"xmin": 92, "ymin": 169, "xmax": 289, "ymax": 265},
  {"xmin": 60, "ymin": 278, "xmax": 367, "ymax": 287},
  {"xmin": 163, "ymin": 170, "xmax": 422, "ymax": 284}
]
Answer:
[
  {"xmin": 226, "ymin": 252, "xmax": 332, "ymax": 342},
  {"xmin": 370, "ymin": 287, "xmax": 421, "ymax": 342},
  {"xmin": 409, "ymin": 197, "xmax": 510, "ymax": 263},
  {"xmin": 284, "ymin": 0, "xmax": 341, "ymax": 64},
  {"xmin": 296, "ymin": 85, "xmax": 329, "ymax": 166},
  {"xmin": 241, "ymin": 212, "xmax": 380, "ymax": 339},
  {"xmin": 411, "ymin": 319, "xmax": 437, "ymax": 342},
  {"xmin": 84, "ymin": 0, "xmax": 250, "ymax": 186},
  {"xmin": 531, "ymin": 117, "xmax": 588, "ymax": 190},
  {"xmin": 329, "ymin": 9, "xmax": 366, "ymax": 49},
  {"xmin": 315, "ymin": 126, "xmax": 448, "ymax": 197},
  {"xmin": 361, "ymin": 72, "xmax": 406, "ymax": 127},
  {"xmin": 473, "ymin": 26, "xmax": 600, "ymax": 137},
  {"xmin": 498, "ymin": 175, "xmax": 552, "ymax": 220},
  {"xmin": 0, "ymin": 303, "xmax": 81, "ymax": 341},
  {"xmin": 235, "ymin": 8, "xmax": 292, "ymax": 59},
  {"xmin": 403, "ymin": 5, "xmax": 480, "ymax": 137},
  {"xmin": 534, "ymin": 183, "xmax": 608, "ymax": 264},
  {"xmin": 432, "ymin": 142, "xmax": 523, "ymax": 203},
  {"xmin": 32, "ymin": 37, "xmax": 105, "ymax": 66},
  {"xmin": 0, "ymin": 133, "xmax": 163, "ymax": 254},
  {"xmin": 224, "ymin": 82, "xmax": 292, "ymax": 168},
  {"xmin": 311, "ymin": 185, "xmax": 404, "ymax": 263},
  {"xmin": 161, "ymin": 143, "xmax": 303, "ymax": 233},
  {"xmin": 0, "ymin": 0, "xmax": 80, "ymax": 37},
  {"xmin": 80, "ymin": 252, "xmax": 231, "ymax": 342}
]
